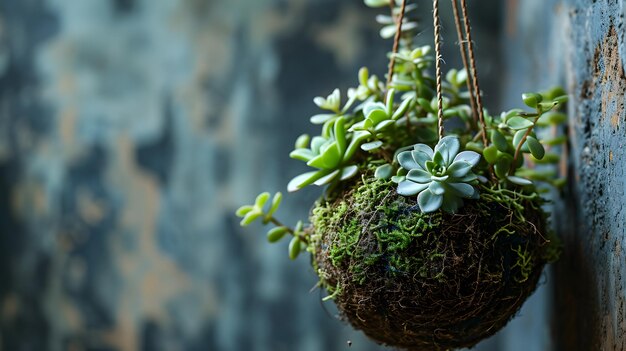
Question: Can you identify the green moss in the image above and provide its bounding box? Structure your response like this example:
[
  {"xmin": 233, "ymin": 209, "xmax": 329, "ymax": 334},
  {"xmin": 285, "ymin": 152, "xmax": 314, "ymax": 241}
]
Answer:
[{"xmin": 311, "ymin": 174, "xmax": 560, "ymax": 288}]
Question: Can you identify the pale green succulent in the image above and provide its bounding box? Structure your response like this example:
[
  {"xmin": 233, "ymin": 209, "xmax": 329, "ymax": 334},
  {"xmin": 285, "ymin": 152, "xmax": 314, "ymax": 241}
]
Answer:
[{"xmin": 396, "ymin": 136, "xmax": 481, "ymax": 213}]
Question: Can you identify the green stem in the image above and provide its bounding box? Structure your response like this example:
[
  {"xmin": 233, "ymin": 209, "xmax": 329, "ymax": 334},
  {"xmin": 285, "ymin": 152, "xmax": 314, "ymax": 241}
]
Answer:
[{"xmin": 269, "ymin": 217, "xmax": 309, "ymax": 245}]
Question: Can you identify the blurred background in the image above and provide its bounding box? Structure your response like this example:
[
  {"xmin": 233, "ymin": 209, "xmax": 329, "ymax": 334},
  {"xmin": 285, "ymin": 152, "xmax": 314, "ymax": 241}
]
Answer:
[{"xmin": 0, "ymin": 0, "xmax": 589, "ymax": 350}]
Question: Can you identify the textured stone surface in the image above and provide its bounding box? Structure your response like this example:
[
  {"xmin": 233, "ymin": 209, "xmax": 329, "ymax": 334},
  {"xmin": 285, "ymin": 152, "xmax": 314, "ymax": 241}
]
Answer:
[
  {"xmin": 0, "ymin": 0, "xmax": 572, "ymax": 350},
  {"xmin": 503, "ymin": 0, "xmax": 626, "ymax": 350}
]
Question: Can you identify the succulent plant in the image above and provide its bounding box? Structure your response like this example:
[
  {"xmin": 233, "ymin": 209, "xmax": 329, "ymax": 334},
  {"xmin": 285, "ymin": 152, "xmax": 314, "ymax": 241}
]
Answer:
[{"xmin": 396, "ymin": 136, "xmax": 481, "ymax": 213}]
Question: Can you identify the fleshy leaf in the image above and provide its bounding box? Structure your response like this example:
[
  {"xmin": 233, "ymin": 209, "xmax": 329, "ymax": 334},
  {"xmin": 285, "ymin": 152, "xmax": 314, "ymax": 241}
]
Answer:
[
  {"xmin": 448, "ymin": 183, "xmax": 475, "ymax": 198},
  {"xmin": 507, "ymin": 116, "xmax": 534, "ymax": 130},
  {"xmin": 411, "ymin": 150, "xmax": 431, "ymax": 170},
  {"xmin": 314, "ymin": 169, "xmax": 340, "ymax": 186},
  {"xmin": 507, "ymin": 176, "xmax": 533, "ymax": 186},
  {"xmin": 413, "ymin": 143, "xmax": 434, "ymax": 157},
  {"xmin": 397, "ymin": 180, "xmax": 429, "ymax": 196},
  {"xmin": 288, "ymin": 236, "xmax": 301, "ymax": 260},
  {"xmin": 267, "ymin": 192, "xmax": 282, "ymax": 217},
  {"xmin": 289, "ymin": 149, "xmax": 316, "ymax": 162},
  {"xmin": 375, "ymin": 164, "xmax": 394, "ymax": 179},
  {"xmin": 392, "ymin": 97, "xmax": 413, "ymax": 120},
  {"xmin": 267, "ymin": 227, "xmax": 289, "ymax": 243},
  {"xmin": 428, "ymin": 181, "xmax": 445, "ymax": 195},
  {"xmin": 367, "ymin": 109, "xmax": 389, "ymax": 124},
  {"xmin": 453, "ymin": 151, "xmax": 481, "ymax": 167},
  {"xmin": 418, "ymin": 190, "xmax": 443, "ymax": 213},
  {"xmin": 361, "ymin": 141, "xmax": 383, "ymax": 151},
  {"xmin": 491, "ymin": 130, "xmax": 509, "ymax": 152},
  {"xmin": 526, "ymin": 136, "xmax": 545, "ymax": 159},
  {"xmin": 287, "ymin": 171, "xmax": 326, "ymax": 192},
  {"xmin": 483, "ymin": 145, "xmax": 498, "ymax": 164},
  {"xmin": 235, "ymin": 205, "xmax": 254, "ymax": 217},
  {"xmin": 364, "ymin": 0, "xmax": 391, "ymax": 7},
  {"xmin": 310, "ymin": 114, "xmax": 335, "ymax": 124},
  {"xmin": 398, "ymin": 151, "xmax": 420, "ymax": 170},
  {"xmin": 240, "ymin": 210, "xmax": 263, "ymax": 226},
  {"xmin": 375, "ymin": 120, "xmax": 395, "ymax": 132},
  {"xmin": 294, "ymin": 134, "xmax": 310, "ymax": 149},
  {"xmin": 340, "ymin": 165, "xmax": 359, "ymax": 181},
  {"xmin": 447, "ymin": 161, "xmax": 472, "ymax": 178},
  {"xmin": 407, "ymin": 169, "xmax": 432, "ymax": 183},
  {"xmin": 255, "ymin": 192, "xmax": 270, "ymax": 208},
  {"xmin": 434, "ymin": 136, "xmax": 460, "ymax": 165}
]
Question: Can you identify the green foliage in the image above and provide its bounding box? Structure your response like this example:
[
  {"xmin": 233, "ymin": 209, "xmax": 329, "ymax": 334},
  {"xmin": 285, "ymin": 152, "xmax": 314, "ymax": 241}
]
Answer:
[{"xmin": 235, "ymin": 0, "xmax": 569, "ymax": 260}]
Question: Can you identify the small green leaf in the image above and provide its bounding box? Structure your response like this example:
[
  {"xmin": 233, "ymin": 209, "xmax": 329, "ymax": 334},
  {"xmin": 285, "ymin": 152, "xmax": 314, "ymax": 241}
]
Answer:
[
  {"xmin": 361, "ymin": 140, "xmax": 383, "ymax": 151},
  {"xmin": 334, "ymin": 117, "xmax": 347, "ymax": 155},
  {"xmin": 417, "ymin": 190, "xmax": 443, "ymax": 213},
  {"xmin": 267, "ymin": 227, "xmax": 289, "ymax": 243},
  {"xmin": 494, "ymin": 157, "xmax": 512, "ymax": 179},
  {"xmin": 392, "ymin": 97, "xmax": 413, "ymax": 120},
  {"xmin": 375, "ymin": 120, "xmax": 394, "ymax": 132},
  {"xmin": 513, "ymin": 130, "xmax": 526, "ymax": 150},
  {"xmin": 267, "ymin": 192, "xmax": 282, "ymax": 217},
  {"xmin": 288, "ymin": 236, "xmax": 302, "ymax": 260},
  {"xmin": 541, "ymin": 135, "xmax": 567, "ymax": 146},
  {"xmin": 359, "ymin": 67, "xmax": 369, "ymax": 86},
  {"xmin": 537, "ymin": 111, "xmax": 567, "ymax": 126},
  {"xmin": 522, "ymin": 93, "xmax": 542, "ymax": 108},
  {"xmin": 507, "ymin": 176, "xmax": 533, "ymax": 186},
  {"xmin": 255, "ymin": 192, "xmax": 270, "ymax": 208},
  {"xmin": 340, "ymin": 165, "xmax": 359, "ymax": 181},
  {"xmin": 526, "ymin": 136, "xmax": 545, "ymax": 159},
  {"xmin": 294, "ymin": 134, "xmax": 310, "ymax": 149},
  {"xmin": 313, "ymin": 169, "xmax": 340, "ymax": 186},
  {"xmin": 385, "ymin": 88, "xmax": 395, "ymax": 115},
  {"xmin": 235, "ymin": 205, "xmax": 254, "ymax": 217},
  {"xmin": 491, "ymin": 130, "xmax": 509, "ymax": 152},
  {"xmin": 507, "ymin": 116, "xmax": 534, "ymax": 130},
  {"xmin": 289, "ymin": 149, "xmax": 316, "ymax": 162},
  {"xmin": 365, "ymin": 0, "xmax": 390, "ymax": 7},
  {"xmin": 375, "ymin": 164, "xmax": 394, "ymax": 179},
  {"xmin": 310, "ymin": 114, "xmax": 335, "ymax": 124},
  {"xmin": 287, "ymin": 171, "xmax": 327, "ymax": 192},
  {"xmin": 417, "ymin": 98, "xmax": 433, "ymax": 113},
  {"xmin": 240, "ymin": 210, "xmax": 263, "ymax": 226},
  {"xmin": 483, "ymin": 145, "xmax": 499, "ymax": 164},
  {"xmin": 531, "ymin": 152, "xmax": 560, "ymax": 164},
  {"xmin": 380, "ymin": 25, "xmax": 397, "ymax": 39}
]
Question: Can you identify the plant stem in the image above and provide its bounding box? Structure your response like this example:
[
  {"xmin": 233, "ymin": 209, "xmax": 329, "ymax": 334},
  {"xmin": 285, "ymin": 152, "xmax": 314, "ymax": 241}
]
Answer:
[
  {"xmin": 269, "ymin": 217, "xmax": 309, "ymax": 245},
  {"xmin": 509, "ymin": 108, "xmax": 542, "ymax": 175}
]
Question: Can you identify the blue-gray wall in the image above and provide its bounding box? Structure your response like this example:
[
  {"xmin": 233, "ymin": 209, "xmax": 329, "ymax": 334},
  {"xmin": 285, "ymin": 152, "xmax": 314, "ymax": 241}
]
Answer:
[{"xmin": 2, "ymin": 0, "xmax": 622, "ymax": 350}]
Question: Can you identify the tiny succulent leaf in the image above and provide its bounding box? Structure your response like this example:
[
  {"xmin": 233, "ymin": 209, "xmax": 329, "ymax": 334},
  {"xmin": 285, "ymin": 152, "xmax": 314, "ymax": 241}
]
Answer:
[
  {"xmin": 267, "ymin": 192, "xmax": 283, "ymax": 217},
  {"xmin": 290, "ymin": 148, "xmax": 316, "ymax": 162},
  {"xmin": 447, "ymin": 160, "xmax": 473, "ymax": 178},
  {"xmin": 314, "ymin": 169, "xmax": 341, "ymax": 186},
  {"xmin": 340, "ymin": 165, "xmax": 359, "ymax": 181},
  {"xmin": 407, "ymin": 169, "xmax": 432, "ymax": 183},
  {"xmin": 241, "ymin": 210, "xmax": 263, "ymax": 226},
  {"xmin": 310, "ymin": 114, "xmax": 335, "ymax": 124},
  {"xmin": 491, "ymin": 130, "xmax": 509, "ymax": 152},
  {"xmin": 235, "ymin": 205, "xmax": 254, "ymax": 217},
  {"xmin": 361, "ymin": 141, "xmax": 384, "ymax": 151},
  {"xmin": 507, "ymin": 176, "xmax": 533, "ymax": 186},
  {"xmin": 522, "ymin": 93, "xmax": 542, "ymax": 108},
  {"xmin": 288, "ymin": 236, "xmax": 301, "ymax": 260},
  {"xmin": 526, "ymin": 136, "xmax": 545, "ymax": 159},
  {"xmin": 398, "ymin": 180, "xmax": 429, "ymax": 196},
  {"xmin": 398, "ymin": 152, "xmax": 420, "ymax": 170},
  {"xmin": 255, "ymin": 192, "xmax": 271, "ymax": 208},
  {"xmin": 287, "ymin": 171, "xmax": 326, "ymax": 192},
  {"xmin": 507, "ymin": 116, "xmax": 534, "ymax": 130},
  {"xmin": 418, "ymin": 190, "xmax": 443, "ymax": 213},
  {"xmin": 434, "ymin": 136, "xmax": 460, "ymax": 165},
  {"xmin": 267, "ymin": 227, "xmax": 289, "ymax": 243},
  {"xmin": 374, "ymin": 164, "xmax": 394, "ymax": 179},
  {"xmin": 453, "ymin": 151, "xmax": 481, "ymax": 167},
  {"xmin": 295, "ymin": 134, "xmax": 310, "ymax": 149}
]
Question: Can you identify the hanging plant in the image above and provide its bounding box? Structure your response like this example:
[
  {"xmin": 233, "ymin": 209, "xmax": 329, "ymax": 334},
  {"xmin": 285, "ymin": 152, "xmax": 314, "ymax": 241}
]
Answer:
[{"xmin": 236, "ymin": 0, "xmax": 567, "ymax": 350}]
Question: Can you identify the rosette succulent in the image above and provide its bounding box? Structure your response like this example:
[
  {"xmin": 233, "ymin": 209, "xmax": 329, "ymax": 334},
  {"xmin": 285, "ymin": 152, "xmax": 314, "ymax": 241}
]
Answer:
[{"xmin": 396, "ymin": 136, "xmax": 481, "ymax": 213}]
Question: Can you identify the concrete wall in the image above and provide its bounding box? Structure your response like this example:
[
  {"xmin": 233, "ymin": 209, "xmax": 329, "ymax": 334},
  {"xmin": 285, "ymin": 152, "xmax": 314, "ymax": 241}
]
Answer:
[{"xmin": 502, "ymin": 0, "xmax": 626, "ymax": 350}]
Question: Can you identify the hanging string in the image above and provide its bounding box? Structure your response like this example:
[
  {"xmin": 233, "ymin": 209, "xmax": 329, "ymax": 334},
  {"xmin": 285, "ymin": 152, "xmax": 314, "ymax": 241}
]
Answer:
[
  {"xmin": 386, "ymin": 0, "xmax": 408, "ymax": 92},
  {"xmin": 459, "ymin": 0, "xmax": 489, "ymax": 147},
  {"xmin": 450, "ymin": 0, "xmax": 478, "ymax": 124},
  {"xmin": 432, "ymin": 0, "xmax": 445, "ymax": 140}
]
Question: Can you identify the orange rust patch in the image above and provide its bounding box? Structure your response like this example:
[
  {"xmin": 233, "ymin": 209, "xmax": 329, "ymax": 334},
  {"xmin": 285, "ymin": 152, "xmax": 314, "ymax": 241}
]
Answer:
[
  {"xmin": 596, "ymin": 26, "xmax": 626, "ymax": 128},
  {"xmin": 609, "ymin": 150, "xmax": 614, "ymax": 162}
]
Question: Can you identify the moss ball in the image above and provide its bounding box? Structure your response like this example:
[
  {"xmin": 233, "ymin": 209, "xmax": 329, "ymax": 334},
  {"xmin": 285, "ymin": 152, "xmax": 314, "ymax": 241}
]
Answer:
[{"xmin": 311, "ymin": 175, "xmax": 559, "ymax": 351}]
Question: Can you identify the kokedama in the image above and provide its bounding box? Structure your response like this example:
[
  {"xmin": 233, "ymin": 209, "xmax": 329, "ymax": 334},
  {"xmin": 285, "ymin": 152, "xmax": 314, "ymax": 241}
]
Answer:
[{"xmin": 236, "ymin": 0, "xmax": 567, "ymax": 350}]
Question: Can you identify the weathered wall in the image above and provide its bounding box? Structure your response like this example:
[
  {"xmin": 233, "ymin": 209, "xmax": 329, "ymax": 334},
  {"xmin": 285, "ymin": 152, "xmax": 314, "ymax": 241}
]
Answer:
[
  {"xmin": 503, "ymin": 0, "xmax": 626, "ymax": 350},
  {"xmin": 0, "ymin": 0, "xmax": 569, "ymax": 350}
]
